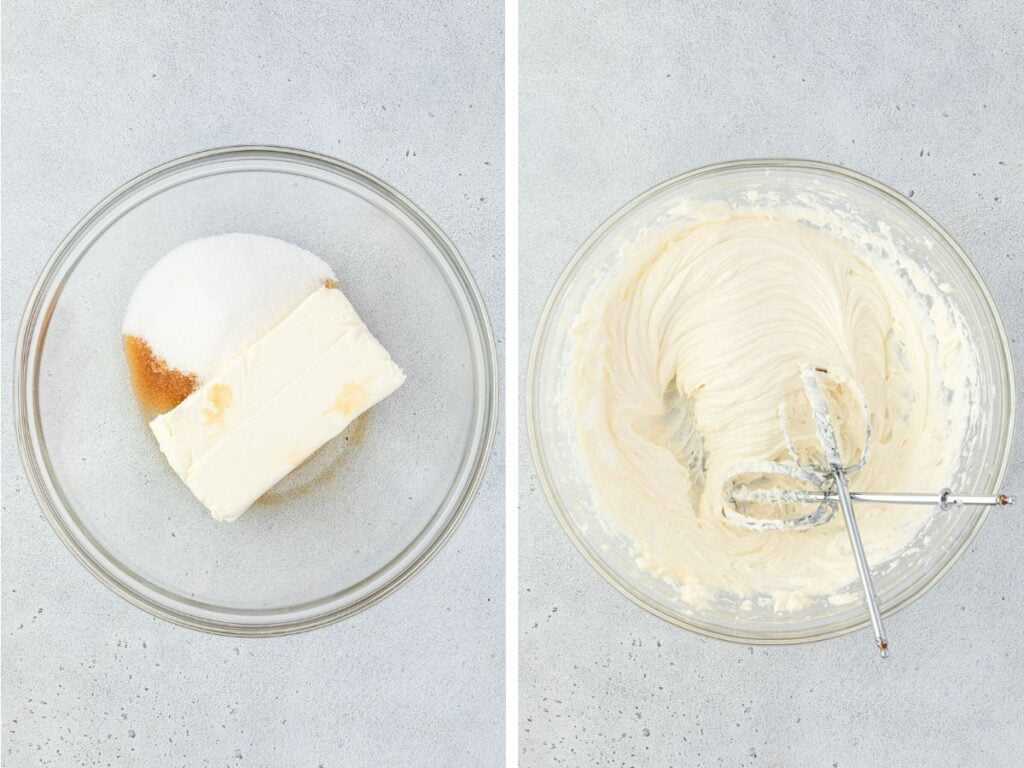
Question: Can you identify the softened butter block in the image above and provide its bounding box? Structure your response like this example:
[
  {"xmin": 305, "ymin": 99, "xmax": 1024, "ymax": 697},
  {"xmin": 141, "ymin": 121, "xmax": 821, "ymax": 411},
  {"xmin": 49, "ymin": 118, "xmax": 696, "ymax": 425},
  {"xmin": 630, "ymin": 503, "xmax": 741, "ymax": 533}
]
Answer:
[{"xmin": 150, "ymin": 286, "xmax": 405, "ymax": 521}]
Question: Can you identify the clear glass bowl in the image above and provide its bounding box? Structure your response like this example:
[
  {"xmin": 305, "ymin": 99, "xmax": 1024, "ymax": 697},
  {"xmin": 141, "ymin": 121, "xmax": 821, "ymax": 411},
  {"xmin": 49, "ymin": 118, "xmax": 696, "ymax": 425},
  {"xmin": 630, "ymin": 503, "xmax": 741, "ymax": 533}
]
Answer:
[
  {"xmin": 14, "ymin": 146, "xmax": 497, "ymax": 636},
  {"xmin": 528, "ymin": 159, "xmax": 1015, "ymax": 644}
]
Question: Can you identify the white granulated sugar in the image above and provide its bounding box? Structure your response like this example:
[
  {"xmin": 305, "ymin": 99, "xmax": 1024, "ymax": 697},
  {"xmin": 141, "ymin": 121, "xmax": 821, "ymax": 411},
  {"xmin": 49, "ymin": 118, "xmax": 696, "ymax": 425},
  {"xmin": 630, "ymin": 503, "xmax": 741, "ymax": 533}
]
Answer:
[{"xmin": 123, "ymin": 233, "xmax": 336, "ymax": 380}]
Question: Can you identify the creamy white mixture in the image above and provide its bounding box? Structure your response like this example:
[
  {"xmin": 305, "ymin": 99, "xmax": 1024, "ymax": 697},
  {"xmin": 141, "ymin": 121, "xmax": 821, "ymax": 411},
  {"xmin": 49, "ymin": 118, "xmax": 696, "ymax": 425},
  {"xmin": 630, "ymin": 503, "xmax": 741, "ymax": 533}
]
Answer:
[{"xmin": 570, "ymin": 206, "xmax": 978, "ymax": 610}]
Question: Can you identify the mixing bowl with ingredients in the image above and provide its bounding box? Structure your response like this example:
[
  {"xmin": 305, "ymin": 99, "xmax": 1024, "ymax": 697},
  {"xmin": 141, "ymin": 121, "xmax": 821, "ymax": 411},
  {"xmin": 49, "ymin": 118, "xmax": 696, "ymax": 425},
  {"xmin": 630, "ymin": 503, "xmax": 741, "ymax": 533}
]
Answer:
[
  {"xmin": 15, "ymin": 146, "xmax": 497, "ymax": 636},
  {"xmin": 528, "ymin": 159, "xmax": 1014, "ymax": 644}
]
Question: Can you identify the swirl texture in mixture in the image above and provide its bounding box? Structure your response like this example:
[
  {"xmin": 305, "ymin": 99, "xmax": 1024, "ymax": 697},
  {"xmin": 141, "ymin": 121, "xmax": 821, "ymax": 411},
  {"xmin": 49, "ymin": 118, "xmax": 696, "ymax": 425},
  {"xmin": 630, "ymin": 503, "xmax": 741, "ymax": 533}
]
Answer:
[{"xmin": 571, "ymin": 212, "xmax": 973, "ymax": 609}]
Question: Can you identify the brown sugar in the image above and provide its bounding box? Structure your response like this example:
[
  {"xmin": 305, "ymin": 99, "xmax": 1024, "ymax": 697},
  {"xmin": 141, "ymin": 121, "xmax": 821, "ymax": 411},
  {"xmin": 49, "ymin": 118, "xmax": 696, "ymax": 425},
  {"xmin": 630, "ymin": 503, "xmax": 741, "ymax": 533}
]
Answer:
[{"xmin": 124, "ymin": 335, "xmax": 199, "ymax": 413}]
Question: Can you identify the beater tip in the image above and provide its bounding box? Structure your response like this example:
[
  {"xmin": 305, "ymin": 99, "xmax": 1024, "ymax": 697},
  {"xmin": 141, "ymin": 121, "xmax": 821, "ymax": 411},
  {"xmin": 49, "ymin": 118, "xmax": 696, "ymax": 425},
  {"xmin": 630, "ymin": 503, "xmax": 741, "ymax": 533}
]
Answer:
[{"xmin": 877, "ymin": 639, "xmax": 889, "ymax": 658}]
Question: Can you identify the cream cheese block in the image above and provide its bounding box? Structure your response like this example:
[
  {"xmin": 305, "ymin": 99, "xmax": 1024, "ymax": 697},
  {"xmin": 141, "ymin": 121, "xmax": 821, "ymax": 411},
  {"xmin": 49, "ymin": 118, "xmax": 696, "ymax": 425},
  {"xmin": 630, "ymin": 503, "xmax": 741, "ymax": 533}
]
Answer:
[{"xmin": 150, "ymin": 286, "xmax": 405, "ymax": 521}]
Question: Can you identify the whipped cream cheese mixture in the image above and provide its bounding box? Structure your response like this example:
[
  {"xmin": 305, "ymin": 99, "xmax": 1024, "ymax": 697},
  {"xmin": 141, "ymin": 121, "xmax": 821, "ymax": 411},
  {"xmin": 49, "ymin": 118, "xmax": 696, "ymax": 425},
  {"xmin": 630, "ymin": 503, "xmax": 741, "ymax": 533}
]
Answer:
[{"xmin": 569, "ymin": 202, "xmax": 978, "ymax": 610}]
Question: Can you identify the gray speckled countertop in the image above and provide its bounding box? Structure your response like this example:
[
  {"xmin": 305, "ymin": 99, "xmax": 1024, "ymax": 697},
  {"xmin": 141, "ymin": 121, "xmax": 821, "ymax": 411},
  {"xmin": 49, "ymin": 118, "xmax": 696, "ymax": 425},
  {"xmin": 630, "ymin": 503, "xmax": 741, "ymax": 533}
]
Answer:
[
  {"xmin": 520, "ymin": 2, "xmax": 1023, "ymax": 766},
  {"xmin": 1, "ymin": 2, "xmax": 503, "ymax": 766}
]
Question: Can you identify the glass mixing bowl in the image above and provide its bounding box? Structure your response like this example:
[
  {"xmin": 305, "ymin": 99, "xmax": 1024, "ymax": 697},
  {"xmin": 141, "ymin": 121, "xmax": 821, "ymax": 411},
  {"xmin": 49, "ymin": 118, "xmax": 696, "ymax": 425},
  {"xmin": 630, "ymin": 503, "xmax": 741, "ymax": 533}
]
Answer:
[
  {"xmin": 528, "ymin": 159, "xmax": 1014, "ymax": 644},
  {"xmin": 15, "ymin": 146, "xmax": 497, "ymax": 636}
]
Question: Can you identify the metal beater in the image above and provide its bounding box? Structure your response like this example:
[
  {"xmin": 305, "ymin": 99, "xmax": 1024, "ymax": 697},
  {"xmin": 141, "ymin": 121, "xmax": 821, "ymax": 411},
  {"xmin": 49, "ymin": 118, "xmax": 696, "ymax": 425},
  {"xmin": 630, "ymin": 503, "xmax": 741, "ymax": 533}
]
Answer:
[{"xmin": 722, "ymin": 365, "xmax": 1013, "ymax": 657}]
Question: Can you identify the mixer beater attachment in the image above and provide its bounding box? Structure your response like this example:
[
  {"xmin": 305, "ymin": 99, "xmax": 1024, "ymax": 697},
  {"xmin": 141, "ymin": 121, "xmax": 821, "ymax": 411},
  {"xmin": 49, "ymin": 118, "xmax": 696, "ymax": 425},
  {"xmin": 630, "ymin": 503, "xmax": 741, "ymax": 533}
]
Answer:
[{"xmin": 722, "ymin": 365, "xmax": 1013, "ymax": 656}]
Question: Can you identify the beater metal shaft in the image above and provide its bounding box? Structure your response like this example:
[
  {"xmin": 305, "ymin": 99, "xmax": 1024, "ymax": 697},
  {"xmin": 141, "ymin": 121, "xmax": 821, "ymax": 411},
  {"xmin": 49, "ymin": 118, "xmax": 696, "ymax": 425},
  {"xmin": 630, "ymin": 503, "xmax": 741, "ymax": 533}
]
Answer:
[
  {"xmin": 832, "ymin": 467, "xmax": 888, "ymax": 657},
  {"xmin": 734, "ymin": 489, "xmax": 1014, "ymax": 509}
]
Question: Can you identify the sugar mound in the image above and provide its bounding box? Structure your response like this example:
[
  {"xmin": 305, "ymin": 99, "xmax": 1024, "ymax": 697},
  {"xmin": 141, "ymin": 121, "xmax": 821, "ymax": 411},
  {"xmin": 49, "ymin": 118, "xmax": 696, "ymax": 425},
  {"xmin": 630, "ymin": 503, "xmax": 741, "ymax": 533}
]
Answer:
[{"xmin": 123, "ymin": 233, "xmax": 336, "ymax": 380}]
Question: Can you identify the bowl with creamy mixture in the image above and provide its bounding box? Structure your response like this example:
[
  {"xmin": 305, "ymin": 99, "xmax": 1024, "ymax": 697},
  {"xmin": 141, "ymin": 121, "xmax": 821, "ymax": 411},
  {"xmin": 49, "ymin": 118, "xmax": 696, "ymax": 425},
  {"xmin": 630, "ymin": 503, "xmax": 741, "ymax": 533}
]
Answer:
[{"xmin": 529, "ymin": 159, "xmax": 1014, "ymax": 643}]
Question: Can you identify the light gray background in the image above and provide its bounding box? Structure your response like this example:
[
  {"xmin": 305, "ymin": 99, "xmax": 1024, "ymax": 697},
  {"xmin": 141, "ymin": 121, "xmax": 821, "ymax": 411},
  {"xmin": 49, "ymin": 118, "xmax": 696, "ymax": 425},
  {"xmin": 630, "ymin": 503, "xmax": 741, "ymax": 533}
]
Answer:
[
  {"xmin": 1, "ymin": 2, "xmax": 503, "ymax": 766},
  {"xmin": 521, "ymin": 2, "xmax": 1022, "ymax": 767}
]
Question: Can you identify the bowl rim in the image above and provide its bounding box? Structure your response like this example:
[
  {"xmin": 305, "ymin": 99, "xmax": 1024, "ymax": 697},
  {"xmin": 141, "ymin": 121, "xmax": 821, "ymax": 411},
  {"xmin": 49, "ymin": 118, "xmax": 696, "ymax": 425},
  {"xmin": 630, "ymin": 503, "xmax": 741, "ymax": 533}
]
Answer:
[
  {"xmin": 527, "ymin": 157, "xmax": 1016, "ymax": 645},
  {"xmin": 14, "ymin": 144, "xmax": 498, "ymax": 637}
]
